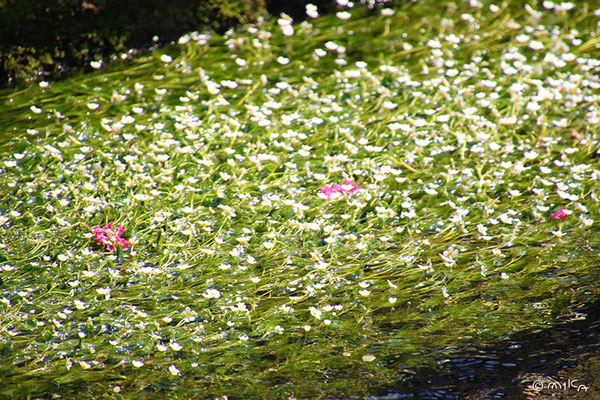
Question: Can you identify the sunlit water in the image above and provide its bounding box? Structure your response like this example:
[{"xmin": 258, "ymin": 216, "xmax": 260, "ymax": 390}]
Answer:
[{"xmin": 1, "ymin": 1, "xmax": 600, "ymax": 399}]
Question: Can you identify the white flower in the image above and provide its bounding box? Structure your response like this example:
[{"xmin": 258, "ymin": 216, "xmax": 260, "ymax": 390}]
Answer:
[
  {"xmin": 306, "ymin": 4, "xmax": 319, "ymax": 18},
  {"xmin": 426, "ymin": 39, "xmax": 441, "ymax": 49},
  {"xmin": 217, "ymin": 204, "xmax": 236, "ymax": 218},
  {"xmin": 79, "ymin": 361, "xmax": 92, "ymax": 369},
  {"xmin": 362, "ymin": 354, "xmax": 376, "ymax": 362},
  {"xmin": 381, "ymin": 8, "xmax": 395, "ymax": 16},
  {"xmin": 87, "ymin": 103, "xmax": 100, "ymax": 111},
  {"xmin": 178, "ymin": 34, "xmax": 190, "ymax": 45},
  {"xmin": 132, "ymin": 360, "xmax": 144, "ymax": 368},
  {"xmin": 336, "ymin": 11, "xmax": 351, "ymax": 20},
  {"xmin": 203, "ymin": 288, "xmax": 221, "ymax": 299},
  {"xmin": 529, "ymin": 41, "xmax": 544, "ymax": 51},
  {"xmin": 205, "ymin": 81, "xmax": 220, "ymax": 95},
  {"xmin": 160, "ymin": 54, "xmax": 173, "ymax": 63},
  {"xmin": 168, "ymin": 364, "xmax": 181, "ymax": 376},
  {"xmin": 581, "ymin": 218, "xmax": 593, "ymax": 226},
  {"xmin": 170, "ymin": 342, "xmax": 183, "ymax": 351},
  {"xmin": 74, "ymin": 299, "xmax": 86, "ymax": 310},
  {"xmin": 325, "ymin": 41, "xmax": 338, "ymax": 51},
  {"xmin": 309, "ymin": 306, "xmax": 322, "ymax": 320},
  {"xmin": 278, "ymin": 14, "xmax": 292, "ymax": 26},
  {"xmin": 557, "ymin": 2, "xmax": 574, "ymax": 11},
  {"xmin": 277, "ymin": 57, "xmax": 289, "ymax": 65},
  {"xmin": 356, "ymin": 242, "xmax": 367, "ymax": 250},
  {"xmin": 90, "ymin": 60, "xmax": 102, "ymax": 69}
]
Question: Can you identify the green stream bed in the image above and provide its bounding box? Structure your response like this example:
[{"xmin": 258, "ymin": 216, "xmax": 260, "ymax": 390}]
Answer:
[{"xmin": 0, "ymin": 1, "xmax": 599, "ymax": 398}]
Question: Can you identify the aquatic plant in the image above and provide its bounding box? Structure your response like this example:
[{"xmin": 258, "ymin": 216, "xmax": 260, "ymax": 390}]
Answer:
[{"xmin": 0, "ymin": 0, "xmax": 599, "ymax": 398}]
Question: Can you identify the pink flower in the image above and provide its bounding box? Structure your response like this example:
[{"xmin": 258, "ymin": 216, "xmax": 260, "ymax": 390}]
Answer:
[
  {"xmin": 320, "ymin": 185, "xmax": 335, "ymax": 196},
  {"xmin": 331, "ymin": 183, "xmax": 344, "ymax": 192},
  {"xmin": 93, "ymin": 221, "xmax": 129, "ymax": 251},
  {"xmin": 319, "ymin": 180, "xmax": 361, "ymax": 200},
  {"xmin": 550, "ymin": 207, "xmax": 568, "ymax": 222}
]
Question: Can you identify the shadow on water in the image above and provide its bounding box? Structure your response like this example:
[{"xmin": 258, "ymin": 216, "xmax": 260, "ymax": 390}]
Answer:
[{"xmin": 363, "ymin": 298, "xmax": 600, "ymax": 400}]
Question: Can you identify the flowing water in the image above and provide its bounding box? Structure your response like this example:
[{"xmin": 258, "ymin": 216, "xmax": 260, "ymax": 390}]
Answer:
[{"xmin": 1, "ymin": 1, "xmax": 600, "ymax": 399}]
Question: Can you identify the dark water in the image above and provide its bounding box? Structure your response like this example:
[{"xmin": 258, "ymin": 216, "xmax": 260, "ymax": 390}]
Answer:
[{"xmin": 363, "ymin": 299, "xmax": 600, "ymax": 400}]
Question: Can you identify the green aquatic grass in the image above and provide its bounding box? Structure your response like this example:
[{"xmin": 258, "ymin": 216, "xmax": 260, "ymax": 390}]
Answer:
[{"xmin": 1, "ymin": 1, "xmax": 600, "ymax": 398}]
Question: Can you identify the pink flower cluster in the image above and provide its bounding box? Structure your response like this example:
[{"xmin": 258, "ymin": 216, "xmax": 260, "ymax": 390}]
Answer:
[
  {"xmin": 550, "ymin": 207, "xmax": 568, "ymax": 222},
  {"xmin": 319, "ymin": 180, "xmax": 361, "ymax": 200},
  {"xmin": 93, "ymin": 221, "xmax": 130, "ymax": 251}
]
